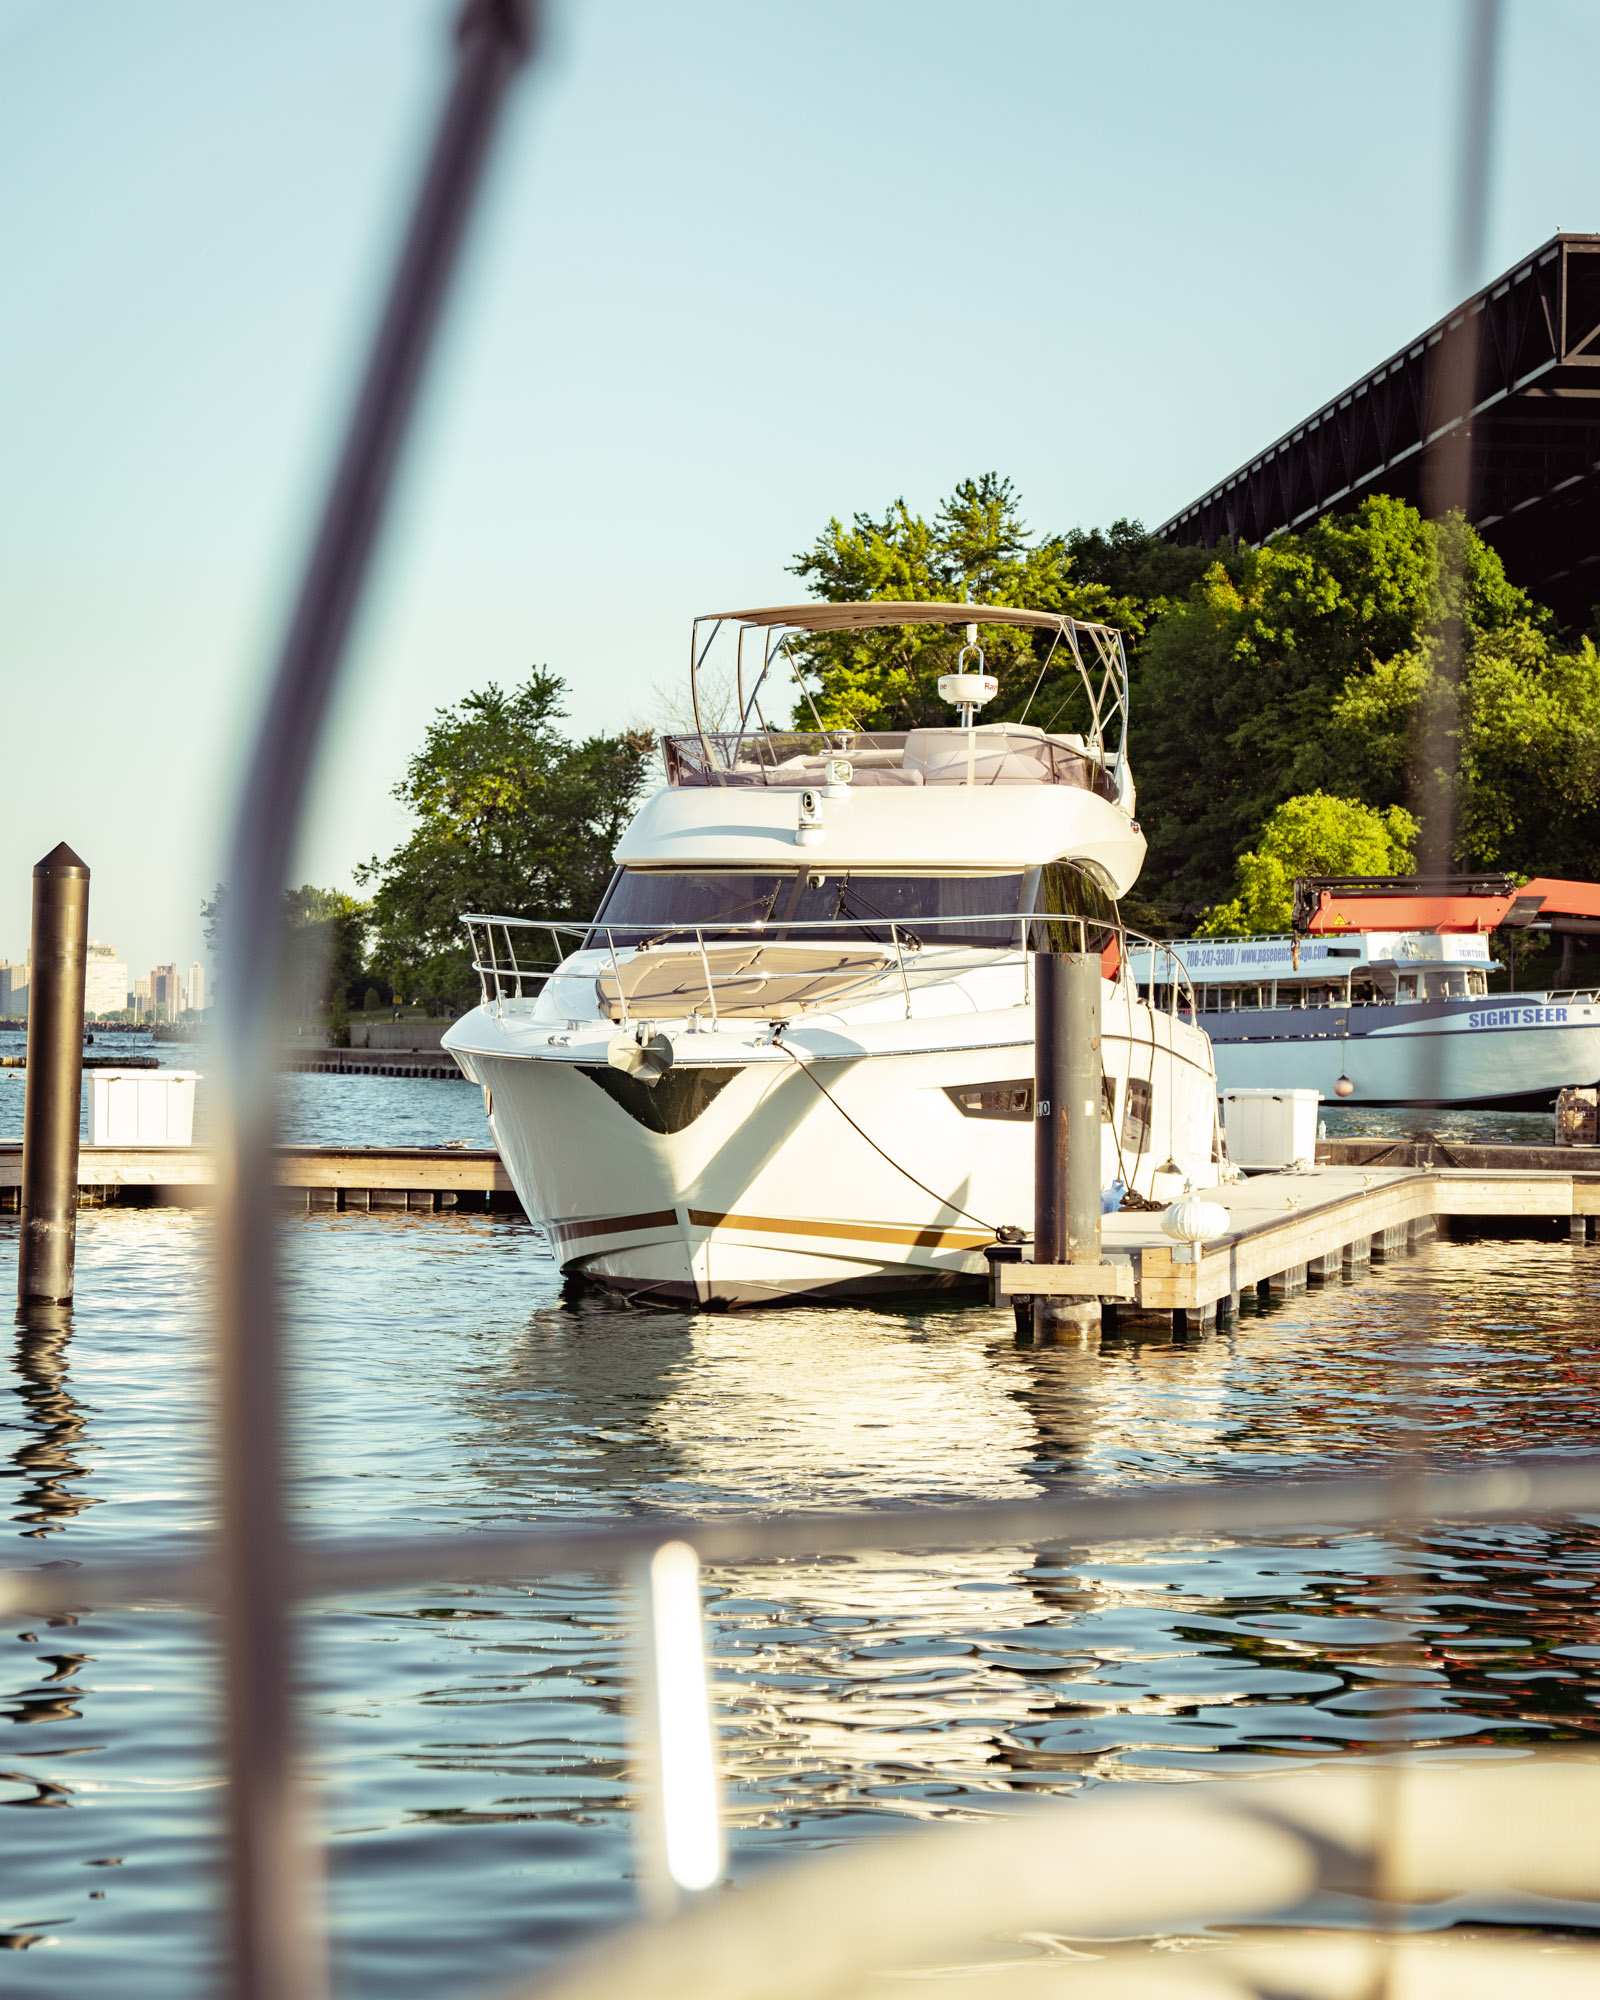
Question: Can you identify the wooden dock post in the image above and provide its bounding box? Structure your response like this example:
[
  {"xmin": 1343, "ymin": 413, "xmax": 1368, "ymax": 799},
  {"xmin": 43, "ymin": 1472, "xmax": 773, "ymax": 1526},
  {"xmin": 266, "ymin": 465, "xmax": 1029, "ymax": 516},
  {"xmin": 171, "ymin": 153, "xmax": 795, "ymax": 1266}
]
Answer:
[
  {"xmin": 1032, "ymin": 951, "xmax": 1103, "ymax": 1343},
  {"xmin": 18, "ymin": 844, "xmax": 90, "ymax": 1307}
]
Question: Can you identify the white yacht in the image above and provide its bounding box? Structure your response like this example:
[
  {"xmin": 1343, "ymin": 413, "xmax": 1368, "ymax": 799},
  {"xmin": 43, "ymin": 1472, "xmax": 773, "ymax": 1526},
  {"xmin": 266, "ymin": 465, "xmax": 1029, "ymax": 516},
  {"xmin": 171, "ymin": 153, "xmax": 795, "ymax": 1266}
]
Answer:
[{"xmin": 443, "ymin": 603, "xmax": 1221, "ymax": 1306}]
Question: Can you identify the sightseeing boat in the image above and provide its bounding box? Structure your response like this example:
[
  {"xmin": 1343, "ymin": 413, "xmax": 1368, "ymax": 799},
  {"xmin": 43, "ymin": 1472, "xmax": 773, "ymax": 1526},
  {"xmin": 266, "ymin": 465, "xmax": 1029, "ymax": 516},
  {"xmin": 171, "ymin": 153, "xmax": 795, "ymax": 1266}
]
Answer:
[
  {"xmin": 442, "ymin": 603, "xmax": 1221, "ymax": 1306},
  {"xmin": 1128, "ymin": 876, "xmax": 1600, "ymax": 1108}
]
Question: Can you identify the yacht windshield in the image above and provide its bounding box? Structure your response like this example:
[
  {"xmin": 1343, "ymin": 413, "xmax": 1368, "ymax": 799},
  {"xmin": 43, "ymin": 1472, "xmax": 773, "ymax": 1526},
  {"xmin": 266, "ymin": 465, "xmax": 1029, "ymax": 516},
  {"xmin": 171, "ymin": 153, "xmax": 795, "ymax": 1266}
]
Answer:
[{"xmin": 591, "ymin": 870, "xmax": 1026, "ymax": 947}]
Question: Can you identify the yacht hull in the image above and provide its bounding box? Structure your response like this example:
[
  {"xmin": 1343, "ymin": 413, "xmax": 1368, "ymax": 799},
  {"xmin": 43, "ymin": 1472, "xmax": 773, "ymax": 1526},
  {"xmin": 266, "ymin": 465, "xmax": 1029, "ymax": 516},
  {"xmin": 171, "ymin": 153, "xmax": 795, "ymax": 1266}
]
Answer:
[{"xmin": 447, "ymin": 1003, "xmax": 1218, "ymax": 1308}]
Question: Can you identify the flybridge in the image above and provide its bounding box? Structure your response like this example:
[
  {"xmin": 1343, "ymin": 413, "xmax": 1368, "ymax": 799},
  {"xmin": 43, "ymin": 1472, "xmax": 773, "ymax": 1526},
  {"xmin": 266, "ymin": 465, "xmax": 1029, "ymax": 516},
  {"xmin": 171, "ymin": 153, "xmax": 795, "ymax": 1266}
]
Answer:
[
  {"xmin": 661, "ymin": 726, "xmax": 1119, "ymax": 797},
  {"xmin": 675, "ymin": 600, "xmax": 1132, "ymax": 800}
]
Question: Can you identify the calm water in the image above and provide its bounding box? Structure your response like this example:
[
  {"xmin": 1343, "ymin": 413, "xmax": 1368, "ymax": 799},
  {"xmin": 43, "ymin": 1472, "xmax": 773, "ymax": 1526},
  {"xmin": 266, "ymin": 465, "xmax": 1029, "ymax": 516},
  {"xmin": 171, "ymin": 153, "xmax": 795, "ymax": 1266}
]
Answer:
[
  {"xmin": 0, "ymin": 1032, "xmax": 495, "ymax": 1150},
  {"xmin": 2, "ymin": 1062, "xmax": 1599, "ymax": 1993}
]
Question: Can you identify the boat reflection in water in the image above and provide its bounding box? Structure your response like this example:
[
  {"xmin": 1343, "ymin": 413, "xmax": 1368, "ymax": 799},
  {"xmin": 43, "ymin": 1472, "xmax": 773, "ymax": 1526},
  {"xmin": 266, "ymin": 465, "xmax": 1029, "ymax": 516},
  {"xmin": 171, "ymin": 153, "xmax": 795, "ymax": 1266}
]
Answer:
[{"xmin": 458, "ymin": 1290, "xmax": 1260, "ymax": 1823}]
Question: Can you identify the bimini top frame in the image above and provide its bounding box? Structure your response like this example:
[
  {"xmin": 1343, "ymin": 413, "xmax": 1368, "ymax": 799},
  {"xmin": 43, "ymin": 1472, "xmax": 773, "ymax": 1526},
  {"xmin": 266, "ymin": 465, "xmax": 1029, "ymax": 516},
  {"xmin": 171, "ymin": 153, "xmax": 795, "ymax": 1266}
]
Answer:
[{"xmin": 685, "ymin": 601, "xmax": 1131, "ymax": 792}]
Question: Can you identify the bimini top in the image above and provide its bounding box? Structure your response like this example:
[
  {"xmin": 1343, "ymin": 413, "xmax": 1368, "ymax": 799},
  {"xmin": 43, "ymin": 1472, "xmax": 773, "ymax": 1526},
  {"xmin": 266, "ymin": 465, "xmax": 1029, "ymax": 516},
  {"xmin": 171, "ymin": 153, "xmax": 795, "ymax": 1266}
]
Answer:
[
  {"xmin": 702, "ymin": 601, "xmax": 1119, "ymax": 638},
  {"xmin": 680, "ymin": 599, "xmax": 1133, "ymax": 804}
]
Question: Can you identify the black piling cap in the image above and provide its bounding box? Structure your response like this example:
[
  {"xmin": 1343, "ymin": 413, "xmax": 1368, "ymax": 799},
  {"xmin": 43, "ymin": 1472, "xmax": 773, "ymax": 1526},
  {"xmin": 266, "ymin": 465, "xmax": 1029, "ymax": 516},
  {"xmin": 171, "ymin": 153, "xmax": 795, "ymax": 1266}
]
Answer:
[{"xmin": 34, "ymin": 843, "xmax": 89, "ymax": 879}]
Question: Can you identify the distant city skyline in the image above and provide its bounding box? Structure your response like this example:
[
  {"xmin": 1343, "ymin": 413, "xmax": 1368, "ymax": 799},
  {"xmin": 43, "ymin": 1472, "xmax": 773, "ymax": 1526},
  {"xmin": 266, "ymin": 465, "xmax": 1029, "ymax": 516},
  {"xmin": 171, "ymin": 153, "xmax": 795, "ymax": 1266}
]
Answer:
[
  {"xmin": 6, "ymin": 1, "xmax": 1600, "ymax": 968},
  {"xmin": 0, "ymin": 941, "xmax": 211, "ymax": 1022}
]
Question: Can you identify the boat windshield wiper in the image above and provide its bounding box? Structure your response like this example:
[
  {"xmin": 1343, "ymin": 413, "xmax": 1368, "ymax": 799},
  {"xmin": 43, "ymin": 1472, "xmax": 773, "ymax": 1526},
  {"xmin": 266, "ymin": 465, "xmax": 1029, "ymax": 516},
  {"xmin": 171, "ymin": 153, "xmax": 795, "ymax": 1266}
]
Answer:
[{"xmin": 828, "ymin": 880, "xmax": 923, "ymax": 948}]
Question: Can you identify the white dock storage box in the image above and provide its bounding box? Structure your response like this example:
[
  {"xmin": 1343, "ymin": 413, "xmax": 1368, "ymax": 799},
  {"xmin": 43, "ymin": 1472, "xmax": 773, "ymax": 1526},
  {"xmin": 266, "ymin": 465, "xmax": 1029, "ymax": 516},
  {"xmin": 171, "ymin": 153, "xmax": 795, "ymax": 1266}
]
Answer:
[
  {"xmin": 1220, "ymin": 1087, "xmax": 1320, "ymax": 1170},
  {"xmin": 87, "ymin": 1069, "xmax": 199, "ymax": 1147}
]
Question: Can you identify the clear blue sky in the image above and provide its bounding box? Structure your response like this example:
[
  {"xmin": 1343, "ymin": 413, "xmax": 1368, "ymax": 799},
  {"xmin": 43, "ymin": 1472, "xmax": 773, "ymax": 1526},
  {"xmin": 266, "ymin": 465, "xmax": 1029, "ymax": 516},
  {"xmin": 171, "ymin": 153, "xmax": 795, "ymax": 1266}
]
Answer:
[{"xmin": 3, "ymin": 0, "xmax": 1597, "ymax": 974}]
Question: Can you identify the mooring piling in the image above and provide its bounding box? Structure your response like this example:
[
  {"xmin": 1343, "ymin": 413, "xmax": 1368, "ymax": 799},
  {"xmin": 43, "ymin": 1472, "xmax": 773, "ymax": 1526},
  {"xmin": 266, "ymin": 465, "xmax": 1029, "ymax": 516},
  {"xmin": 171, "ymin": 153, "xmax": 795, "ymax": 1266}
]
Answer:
[
  {"xmin": 18, "ymin": 843, "xmax": 90, "ymax": 1306},
  {"xmin": 1032, "ymin": 950, "xmax": 1104, "ymax": 1342}
]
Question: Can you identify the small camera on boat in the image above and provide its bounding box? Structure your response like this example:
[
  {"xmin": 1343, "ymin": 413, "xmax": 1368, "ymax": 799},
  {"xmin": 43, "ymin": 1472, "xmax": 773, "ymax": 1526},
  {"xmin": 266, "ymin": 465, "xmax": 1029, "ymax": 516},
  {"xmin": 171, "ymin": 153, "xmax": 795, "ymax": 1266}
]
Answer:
[{"xmin": 797, "ymin": 789, "xmax": 825, "ymax": 846}]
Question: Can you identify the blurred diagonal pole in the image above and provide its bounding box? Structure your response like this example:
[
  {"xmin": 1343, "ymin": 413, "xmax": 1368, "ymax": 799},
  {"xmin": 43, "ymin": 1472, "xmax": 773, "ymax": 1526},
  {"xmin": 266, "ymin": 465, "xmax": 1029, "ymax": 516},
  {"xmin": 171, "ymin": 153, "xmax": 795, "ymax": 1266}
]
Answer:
[
  {"xmin": 213, "ymin": 5, "xmax": 535, "ymax": 1996},
  {"xmin": 1452, "ymin": 0, "xmax": 1502, "ymax": 300},
  {"xmin": 1400, "ymin": 0, "xmax": 1505, "ymax": 1917},
  {"xmin": 1416, "ymin": 0, "xmax": 1502, "ymax": 877}
]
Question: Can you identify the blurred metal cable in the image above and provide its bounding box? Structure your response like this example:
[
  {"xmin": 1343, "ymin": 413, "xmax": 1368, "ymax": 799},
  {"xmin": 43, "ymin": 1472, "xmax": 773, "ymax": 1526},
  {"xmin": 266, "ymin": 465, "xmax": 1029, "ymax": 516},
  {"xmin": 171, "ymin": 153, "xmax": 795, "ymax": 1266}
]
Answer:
[
  {"xmin": 211, "ymin": 5, "xmax": 535, "ymax": 1995},
  {"xmin": 5, "ymin": 1452, "xmax": 1599, "ymax": 1620}
]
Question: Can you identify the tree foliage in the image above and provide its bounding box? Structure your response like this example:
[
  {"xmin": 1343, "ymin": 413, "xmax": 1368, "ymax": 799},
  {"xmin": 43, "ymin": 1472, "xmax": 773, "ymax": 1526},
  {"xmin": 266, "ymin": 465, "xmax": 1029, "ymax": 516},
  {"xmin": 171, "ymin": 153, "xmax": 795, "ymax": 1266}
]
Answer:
[
  {"xmin": 1197, "ymin": 793, "xmax": 1417, "ymax": 936},
  {"xmin": 200, "ymin": 882, "xmax": 370, "ymax": 1015},
  {"xmin": 791, "ymin": 479, "xmax": 1600, "ymax": 927},
  {"xmin": 788, "ymin": 474, "xmax": 1145, "ymax": 733},
  {"xmin": 357, "ymin": 669, "xmax": 654, "ymax": 1006},
  {"xmin": 1130, "ymin": 497, "xmax": 1600, "ymax": 904}
]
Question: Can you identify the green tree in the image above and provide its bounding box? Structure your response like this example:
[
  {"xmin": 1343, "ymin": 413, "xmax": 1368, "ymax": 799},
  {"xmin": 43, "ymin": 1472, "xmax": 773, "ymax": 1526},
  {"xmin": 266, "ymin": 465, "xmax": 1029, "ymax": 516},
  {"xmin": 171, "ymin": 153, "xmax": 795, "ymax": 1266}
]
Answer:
[
  {"xmin": 1198, "ymin": 792, "xmax": 1418, "ymax": 936},
  {"xmin": 1333, "ymin": 623, "xmax": 1600, "ymax": 881},
  {"xmin": 787, "ymin": 479, "xmax": 1600, "ymax": 922},
  {"xmin": 283, "ymin": 886, "xmax": 368, "ymax": 1019},
  {"xmin": 1063, "ymin": 516, "xmax": 1230, "ymax": 607},
  {"xmin": 200, "ymin": 882, "xmax": 369, "ymax": 1016},
  {"xmin": 1132, "ymin": 496, "xmax": 1547, "ymax": 906},
  {"xmin": 358, "ymin": 669, "xmax": 654, "ymax": 1007},
  {"xmin": 789, "ymin": 474, "xmax": 1140, "ymax": 732}
]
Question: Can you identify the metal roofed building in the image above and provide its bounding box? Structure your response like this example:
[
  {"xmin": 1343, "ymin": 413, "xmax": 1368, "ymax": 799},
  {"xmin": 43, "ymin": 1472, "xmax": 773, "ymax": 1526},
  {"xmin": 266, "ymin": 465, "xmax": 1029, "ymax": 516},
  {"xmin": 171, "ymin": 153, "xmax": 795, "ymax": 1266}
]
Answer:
[{"xmin": 1159, "ymin": 232, "xmax": 1600, "ymax": 627}]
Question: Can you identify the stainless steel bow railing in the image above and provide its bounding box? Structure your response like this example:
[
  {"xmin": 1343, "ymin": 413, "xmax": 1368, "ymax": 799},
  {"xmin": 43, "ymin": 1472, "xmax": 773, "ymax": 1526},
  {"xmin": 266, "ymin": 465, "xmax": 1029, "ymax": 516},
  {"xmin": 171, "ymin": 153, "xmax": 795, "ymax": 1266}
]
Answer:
[{"xmin": 461, "ymin": 911, "xmax": 1202, "ymax": 1027}]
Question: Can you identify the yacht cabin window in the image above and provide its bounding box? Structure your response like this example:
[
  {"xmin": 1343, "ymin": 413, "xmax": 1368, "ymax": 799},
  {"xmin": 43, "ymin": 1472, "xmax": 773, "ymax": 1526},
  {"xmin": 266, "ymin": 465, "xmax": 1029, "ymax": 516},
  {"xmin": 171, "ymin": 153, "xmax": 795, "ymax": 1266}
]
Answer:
[
  {"xmin": 1121, "ymin": 1077, "xmax": 1152, "ymax": 1151},
  {"xmin": 591, "ymin": 869, "xmax": 1028, "ymax": 947}
]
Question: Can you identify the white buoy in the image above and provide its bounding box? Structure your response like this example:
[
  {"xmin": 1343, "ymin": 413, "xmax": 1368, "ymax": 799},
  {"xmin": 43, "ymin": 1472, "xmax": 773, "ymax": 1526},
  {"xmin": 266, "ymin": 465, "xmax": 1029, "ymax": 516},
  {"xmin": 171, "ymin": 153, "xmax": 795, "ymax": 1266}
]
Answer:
[{"xmin": 1161, "ymin": 1188, "xmax": 1231, "ymax": 1263}]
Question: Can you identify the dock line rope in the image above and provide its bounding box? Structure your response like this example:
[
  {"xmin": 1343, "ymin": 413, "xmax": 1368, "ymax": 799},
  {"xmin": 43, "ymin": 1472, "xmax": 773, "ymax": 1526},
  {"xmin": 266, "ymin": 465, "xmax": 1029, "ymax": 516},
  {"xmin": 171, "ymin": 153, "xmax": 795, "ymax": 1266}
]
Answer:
[{"xmin": 770, "ymin": 1034, "xmax": 1002, "ymax": 1236}]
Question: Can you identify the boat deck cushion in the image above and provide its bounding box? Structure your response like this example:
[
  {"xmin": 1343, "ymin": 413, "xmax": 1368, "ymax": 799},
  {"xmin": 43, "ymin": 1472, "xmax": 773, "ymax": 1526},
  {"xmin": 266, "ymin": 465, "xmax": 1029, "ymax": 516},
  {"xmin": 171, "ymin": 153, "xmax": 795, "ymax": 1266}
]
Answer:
[{"xmin": 595, "ymin": 941, "xmax": 895, "ymax": 1021}]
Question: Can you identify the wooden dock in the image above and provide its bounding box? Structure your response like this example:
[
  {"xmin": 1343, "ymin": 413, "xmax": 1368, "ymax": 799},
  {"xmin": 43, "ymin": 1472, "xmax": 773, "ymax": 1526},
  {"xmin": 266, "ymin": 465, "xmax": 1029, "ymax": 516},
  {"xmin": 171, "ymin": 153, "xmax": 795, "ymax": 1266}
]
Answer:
[
  {"xmin": 1006, "ymin": 1158, "xmax": 1600, "ymax": 1326},
  {"xmin": 0, "ymin": 1145, "xmax": 519, "ymax": 1213}
]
